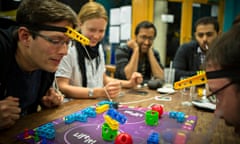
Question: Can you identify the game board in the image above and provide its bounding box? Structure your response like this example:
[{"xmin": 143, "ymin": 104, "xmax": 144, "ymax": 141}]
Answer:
[{"xmin": 17, "ymin": 102, "xmax": 197, "ymax": 144}]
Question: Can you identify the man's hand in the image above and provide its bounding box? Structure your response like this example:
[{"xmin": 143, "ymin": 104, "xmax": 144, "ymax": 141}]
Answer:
[
  {"xmin": 127, "ymin": 39, "xmax": 139, "ymax": 52},
  {"xmin": 0, "ymin": 96, "xmax": 21, "ymax": 129},
  {"xmin": 147, "ymin": 46, "xmax": 154, "ymax": 56},
  {"xmin": 129, "ymin": 72, "xmax": 143, "ymax": 86},
  {"xmin": 42, "ymin": 88, "xmax": 64, "ymax": 108}
]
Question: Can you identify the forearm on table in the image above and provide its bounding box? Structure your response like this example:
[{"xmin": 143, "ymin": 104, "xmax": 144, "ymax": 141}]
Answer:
[
  {"xmin": 149, "ymin": 54, "xmax": 164, "ymax": 79},
  {"xmin": 60, "ymin": 85, "xmax": 106, "ymax": 99}
]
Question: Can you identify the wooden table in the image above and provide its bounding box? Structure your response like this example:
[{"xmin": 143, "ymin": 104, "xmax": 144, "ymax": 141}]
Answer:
[{"xmin": 0, "ymin": 88, "xmax": 239, "ymax": 144}]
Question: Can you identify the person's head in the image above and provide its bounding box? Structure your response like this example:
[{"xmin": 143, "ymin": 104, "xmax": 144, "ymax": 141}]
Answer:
[
  {"xmin": 205, "ymin": 24, "xmax": 240, "ymax": 132},
  {"xmin": 134, "ymin": 21, "xmax": 157, "ymax": 54},
  {"xmin": 232, "ymin": 14, "xmax": 240, "ymax": 26},
  {"xmin": 194, "ymin": 16, "xmax": 220, "ymax": 52},
  {"xmin": 78, "ymin": 2, "xmax": 108, "ymax": 47},
  {"xmin": 15, "ymin": 0, "xmax": 78, "ymax": 72}
]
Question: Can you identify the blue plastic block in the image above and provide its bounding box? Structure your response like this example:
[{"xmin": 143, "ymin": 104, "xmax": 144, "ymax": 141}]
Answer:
[
  {"xmin": 75, "ymin": 113, "xmax": 88, "ymax": 122},
  {"xmin": 169, "ymin": 111, "xmax": 177, "ymax": 119},
  {"xmin": 82, "ymin": 107, "xmax": 96, "ymax": 117},
  {"xmin": 147, "ymin": 132, "xmax": 159, "ymax": 144},
  {"xmin": 36, "ymin": 123, "xmax": 55, "ymax": 139},
  {"xmin": 116, "ymin": 112, "xmax": 127, "ymax": 124},
  {"xmin": 107, "ymin": 108, "xmax": 127, "ymax": 124},
  {"xmin": 64, "ymin": 114, "xmax": 75, "ymax": 124},
  {"xmin": 176, "ymin": 112, "xmax": 185, "ymax": 123}
]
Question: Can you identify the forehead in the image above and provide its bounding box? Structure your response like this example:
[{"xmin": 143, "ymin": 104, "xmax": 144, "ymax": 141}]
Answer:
[
  {"xmin": 138, "ymin": 28, "xmax": 155, "ymax": 36},
  {"xmin": 82, "ymin": 18, "xmax": 107, "ymax": 28},
  {"xmin": 195, "ymin": 24, "xmax": 216, "ymax": 33}
]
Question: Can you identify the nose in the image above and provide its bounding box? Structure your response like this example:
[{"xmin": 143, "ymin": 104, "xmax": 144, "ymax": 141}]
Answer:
[
  {"xmin": 143, "ymin": 39, "xmax": 151, "ymax": 45},
  {"xmin": 202, "ymin": 34, "xmax": 208, "ymax": 41},
  {"xmin": 92, "ymin": 32, "xmax": 102, "ymax": 40},
  {"xmin": 59, "ymin": 43, "xmax": 68, "ymax": 55}
]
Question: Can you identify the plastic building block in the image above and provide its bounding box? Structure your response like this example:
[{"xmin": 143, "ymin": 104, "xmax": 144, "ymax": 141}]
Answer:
[
  {"xmin": 64, "ymin": 114, "xmax": 76, "ymax": 124},
  {"xmin": 169, "ymin": 111, "xmax": 186, "ymax": 123},
  {"xmin": 147, "ymin": 132, "xmax": 159, "ymax": 144},
  {"xmin": 169, "ymin": 111, "xmax": 177, "ymax": 119},
  {"xmin": 176, "ymin": 112, "xmax": 185, "ymax": 123},
  {"xmin": 97, "ymin": 100, "xmax": 119, "ymax": 109},
  {"xmin": 174, "ymin": 132, "xmax": 187, "ymax": 144},
  {"xmin": 65, "ymin": 26, "xmax": 90, "ymax": 45},
  {"xmin": 107, "ymin": 108, "xmax": 127, "ymax": 124},
  {"xmin": 115, "ymin": 133, "xmax": 133, "ymax": 144},
  {"xmin": 145, "ymin": 110, "xmax": 159, "ymax": 126},
  {"xmin": 41, "ymin": 135, "xmax": 47, "ymax": 144},
  {"xmin": 112, "ymin": 102, "xmax": 119, "ymax": 109},
  {"xmin": 82, "ymin": 107, "xmax": 96, "ymax": 118},
  {"xmin": 116, "ymin": 112, "xmax": 127, "ymax": 124},
  {"xmin": 102, "ymin": 123, "xmax": 118, "ymax": 141},
  {"xmin": 151, "ymin": 104, "xmax": 164, "ymax": 118},
  {"xmin": 104, "ymin": 115, "xmax": 119, "ymax": 130},
  {"xmin": 96, "ymin": 104, "xmax": 110, "ymax": 114},
  {"xmin": 75, "ymin": 113, "xmax": 88, "ymax": 122},
  {"xmin": 98, "ymin": 100, "xmax": 112, "ymax": 106},
  {"xmin": 34, "ymin": 131, "xmax": 40, "ymax": 142},
  {"xmin": 36, "ymin": 123, "xmax": 55, "ymax": 139}
]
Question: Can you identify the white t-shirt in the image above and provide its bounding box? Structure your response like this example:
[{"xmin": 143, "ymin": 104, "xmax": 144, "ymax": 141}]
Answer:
[{"xmin": 55, "ymin": 43, "xmax": 106, "ymax": 88}]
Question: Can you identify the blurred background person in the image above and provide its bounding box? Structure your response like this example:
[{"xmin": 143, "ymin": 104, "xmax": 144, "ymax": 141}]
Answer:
[
  {"xmin": 115, "ymin": 21, "xmax": 164, "ymax": 84},
  {"xmin": 173, "ymin": 16, "xmax": 220, "ymax": 81}
]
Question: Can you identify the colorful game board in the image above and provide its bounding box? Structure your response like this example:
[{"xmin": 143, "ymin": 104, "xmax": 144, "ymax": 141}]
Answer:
[{"xmin": 17, "ymin": 102, "xmax": 197, "ymax": 144}]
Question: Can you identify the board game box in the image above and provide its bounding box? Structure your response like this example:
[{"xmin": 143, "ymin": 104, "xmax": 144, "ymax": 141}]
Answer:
[{"xmin": 17, "ymin": 101, "xmax": 197, "ymax": 144}]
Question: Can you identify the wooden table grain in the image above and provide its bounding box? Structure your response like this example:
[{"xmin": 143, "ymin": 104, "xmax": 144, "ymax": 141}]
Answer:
[{"xmin": 0, "ymin": 88, "xmax": 239, "ymax": 144}]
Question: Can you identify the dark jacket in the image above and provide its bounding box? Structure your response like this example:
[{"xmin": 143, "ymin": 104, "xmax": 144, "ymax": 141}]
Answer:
[
  {"xmin": 173, "ymin": 40, "xmax": 201, "ymax": 81},
  {"xmin": 0, "ymin": 26, "xmax": 54, "ymax": 114},
  {"xmin": 115, "ymin": 44, "xmax": 163, "ymax": 83}
]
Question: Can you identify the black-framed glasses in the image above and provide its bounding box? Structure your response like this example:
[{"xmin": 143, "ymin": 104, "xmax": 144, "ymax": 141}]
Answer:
[
  {"xmin": 139, "ymin": 35, "xmax": 155, "ymax": 42},
  {"xmin": 31, "ymin": 31, "xmax": 72, "ymax": 48},
  {"xmin": 206, "ymin": 81, "xmax": 234, "ymax": 103}
]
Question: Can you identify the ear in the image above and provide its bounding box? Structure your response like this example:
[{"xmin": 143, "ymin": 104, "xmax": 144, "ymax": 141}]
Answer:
[
  {"xmin": 217, "ymin": 30, "xmax": 222, "ymax": 36},
  {"xmin": 194, "ymin": 31, "xmax": 197, "ymax": 38},
  {"xmin": 18, "ymin": 27, "xmax": 31, "ymax": 46}
]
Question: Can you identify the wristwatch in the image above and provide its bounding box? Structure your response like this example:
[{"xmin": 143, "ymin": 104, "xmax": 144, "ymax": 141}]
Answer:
[{"xmin": 88, "ymin": 88, "xmax": 94, "ymax": 97}]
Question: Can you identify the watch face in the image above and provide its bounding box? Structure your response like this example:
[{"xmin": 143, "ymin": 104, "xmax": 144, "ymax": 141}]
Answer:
[{"xmin": 89, "ymin": 89, "xmax": 93, "ymax": 97}]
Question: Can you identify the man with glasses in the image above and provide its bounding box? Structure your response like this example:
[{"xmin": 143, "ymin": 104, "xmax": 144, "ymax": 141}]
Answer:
[
  {"xmin": 205, "ymin": 24, "xmax": 240, "ymax": 135},
  {"xmin": 173, "ymin": 16, "xmax": 220, "ymax": 81},
  {"xmin": 0, "ymin": 0, "xmax": 77, "ymax": 129},
  {"xmin": 115, "ymin": 21, "xmax": 164, "ymax": 84}
]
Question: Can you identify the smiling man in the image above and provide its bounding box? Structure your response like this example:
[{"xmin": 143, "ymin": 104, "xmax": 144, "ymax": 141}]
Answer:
[
  {"xmin": 205, "ymin": 24, "xmax": 240, "ymax": 135},
  {"xmin": 115, "ymin": 21, "xmax": 164, "ymax": 83},
  {"xmin": 0, "ymin": 0, "xmax": 78, "ymax": 129}
]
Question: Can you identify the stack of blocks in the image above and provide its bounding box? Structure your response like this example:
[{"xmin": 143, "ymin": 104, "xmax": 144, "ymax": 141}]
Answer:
[{"xmin": 101, "ymin": 108, "xmax": 127, "ymax": 141}]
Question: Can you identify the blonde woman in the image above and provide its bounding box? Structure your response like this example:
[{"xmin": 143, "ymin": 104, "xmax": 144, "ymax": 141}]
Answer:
[{"xmin": 55, "ymin": 2, "xmax": 142, "ymax": 100}]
